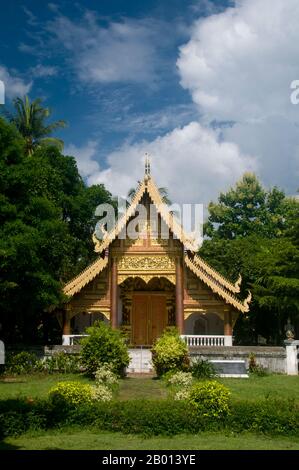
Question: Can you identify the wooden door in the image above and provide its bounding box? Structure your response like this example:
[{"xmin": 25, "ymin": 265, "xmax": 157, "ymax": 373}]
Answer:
[
  {"xmin": 149, "ymin": 295, "xmax": 167, "ymax": 345},
  {"xmin": 132, "ymin": 293, "xmax": 167, "ymax": 345},
  {"xmin": 132, "ymin": 294, "xmax": 148, "ymax": 345}
]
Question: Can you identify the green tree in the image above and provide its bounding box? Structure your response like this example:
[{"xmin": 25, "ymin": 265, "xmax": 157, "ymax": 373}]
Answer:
[
  {"xmin": 0, "ymin": 117, "xmax": 114, "ymax": 344},
  {"xmin": 205, "ymin": 173, "xmax": 286, "ymax": 239},
  {"xmin": 200, "ymin": 174, "xmax": 299, "ymax": 344},
  {"xmin": 4, "ymin": 96, "xmax": 66, "ymax": 155},
  {"xmin": 200, "ymin": 235, "xmax": 299, "ymax": 344}
]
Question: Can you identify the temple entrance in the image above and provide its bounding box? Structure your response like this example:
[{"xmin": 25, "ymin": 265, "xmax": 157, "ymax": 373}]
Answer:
[
  {"xmin": 119, "ymin": 276, "xmax": 175, "ymax": 346},
  {"xmin": 132, "ymin": 293, "xmax": 167, "ymax": 345}
]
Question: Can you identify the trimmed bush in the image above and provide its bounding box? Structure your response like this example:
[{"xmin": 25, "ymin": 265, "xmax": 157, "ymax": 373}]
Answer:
[
  {"xmin": 80, "ymin": 321, "xmax": 130, "ymax": 376},
  {"xmin": 188, "ymin": 380, "xmax": 230, "ymax": 419},
  {"xmin": 151, "ymin": 328, "xmax": 190, "ymax": 377},
  {"xmin": 1, "ymin": 396, "xmax": 299, "ymax": 438},
  {"xmin": 191, "ymin": 358, "xmax": 216, "ymax": 379},
  {"xmin": 48, "ymin": 381, "xmax": 94, "ymax": 407}
]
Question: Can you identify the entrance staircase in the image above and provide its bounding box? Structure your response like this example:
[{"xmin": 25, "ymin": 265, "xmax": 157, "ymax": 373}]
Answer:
[{"xmin": 127, "ymin": 348, "xmax": 153, "ymax": 374}]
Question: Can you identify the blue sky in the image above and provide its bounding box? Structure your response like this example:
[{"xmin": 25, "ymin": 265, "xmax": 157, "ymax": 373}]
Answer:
[{"xmin": 1, "ymin": 0, "xmax": 299, "ymax": 204}]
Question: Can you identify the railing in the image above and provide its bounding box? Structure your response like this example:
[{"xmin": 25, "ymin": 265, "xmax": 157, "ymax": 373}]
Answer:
[
  {"xmin": 62, "ymin": 334, "xmax": 233, "ymax": 347},
  {"xmin": 181, "ymin": 335, "xmax": 232, "ymax": 347},
  {"xmin": 62, "ymin": 334, "xmax": 88, "ymax": 346}
]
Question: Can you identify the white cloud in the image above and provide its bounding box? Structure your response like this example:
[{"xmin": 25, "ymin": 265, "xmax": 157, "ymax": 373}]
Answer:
[
  {"xmin": 87, "ymin": 122, "xmax": 256, "ymax": 205},
  {"xmin": 176, "ymin": 0, "xmax": 299, "ymax": 193},
  {"xmin": 47, "ymin": 14, "xmax": 163, "ymax": 84},
  {"xmin": 0, "ymin": 66, "xmax": 32, "ymax": 99},
  {"xmin": 30, "ymin": 64, "xmax": 58, "ymax": 78},
  {"xmin": 177, "ymin": 0, "xmax": 299, "ymax": 122},
  {"xmin": 64, "ymin": 141, "xmax": 100, "ymax": 178}
]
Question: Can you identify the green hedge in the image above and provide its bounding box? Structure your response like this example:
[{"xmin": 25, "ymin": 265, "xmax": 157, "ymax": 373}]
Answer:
[{"xmin": 0, "ymin": 398, "xmax": 299, "ymax": 438}]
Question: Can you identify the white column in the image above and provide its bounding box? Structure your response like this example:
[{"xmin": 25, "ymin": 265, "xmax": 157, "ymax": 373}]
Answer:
[
  {"xmin": 224, "ymin": 336, "xmax": 233, "ymax": 346},
  {"xmin": 62, "ymin": 335, "xmax": 71, "ymax": 346},
  {"xmin": 285, "ymin": 340, "xmax": 299, "ymax": 375}
]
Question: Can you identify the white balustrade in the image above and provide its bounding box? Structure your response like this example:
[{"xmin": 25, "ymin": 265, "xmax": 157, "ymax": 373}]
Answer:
[
  {"xmin": 181, "ymin": 335, "xmax": 232, "ymax": 347},
  {"xmin": 62, "ymin": 334, "xmax": 89, "ymax": 346}
]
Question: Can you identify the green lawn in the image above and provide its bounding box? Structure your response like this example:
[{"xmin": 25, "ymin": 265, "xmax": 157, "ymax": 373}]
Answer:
[
  {"xmin": 220, "ymin": 375, "xmax": 299, "ymax": 402},
  {"xmin": 1, "ymin": 373, "xmax": 299, "ymax": 450},
  {"xmin": 1, "ymin": 429, "xmax": 299, "ymax": 450},
  {"xmin": 1, "ymin": 373, "xmax": 299, "ymax": 402},
  {"xmin": 0, "ymin": 373, "xmax": 92, "ymax": 400}
]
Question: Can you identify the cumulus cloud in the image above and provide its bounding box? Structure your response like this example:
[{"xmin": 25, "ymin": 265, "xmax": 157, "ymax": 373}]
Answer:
[
  {"xmin": 177, "ymin": 0, "xmax": 299, "ymax": 122},
  {"xmin": 46, "ymin": 13, "xmax": 165, "ymax": 84},
  {"xmin": 64, "ymin": 141, "xmax": 100, "ymax": 178},
  {"xmin": 87, "ymin": 122, "xmax": 256, "ymax": 205},
  {"xmin": 176, "ymin": 0, "xmax": 299, "ymax": 193},
  {"xmin": 0, "ymin": 66, "xmax": 32, "ymax": 100}
]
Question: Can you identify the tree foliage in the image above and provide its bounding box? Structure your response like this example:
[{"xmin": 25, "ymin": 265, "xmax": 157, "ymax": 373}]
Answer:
[
  {"xmin": 204, "ymin": 173, "xmax": 287, "ymax": 239},
  {"xmin": 4, "ymin": 96, "xmax": 66, "ymax": 155},
  {"xmin": 0, "ymin": 117, "xmax": 114, "ymax": 344},
  {"xmin": 200, "ymin": 174, "xmax": 299, "ymax": 344}
]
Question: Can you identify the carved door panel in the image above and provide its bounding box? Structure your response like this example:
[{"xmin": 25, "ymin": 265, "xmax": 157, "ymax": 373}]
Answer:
[{"xmin": 132, "ymin": 293, "xmax": 167, "ymax": 345}]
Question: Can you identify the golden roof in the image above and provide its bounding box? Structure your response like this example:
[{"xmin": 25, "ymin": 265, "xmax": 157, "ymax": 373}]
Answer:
[{"xmin": 63, "ymin": 162, "xmax": 251, "ymax": 312}]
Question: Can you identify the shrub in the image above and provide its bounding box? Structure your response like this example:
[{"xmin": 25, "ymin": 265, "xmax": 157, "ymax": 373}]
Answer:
[
  {"xmin": 151, "ymin": 328, "xmax": 190, "ymax": 377},
  {"xmin": 95, "ymin": 364, "xmax": 119, "ymax": 391},
  {"xmin": 6, "ymin": 352, "xmax": 38, "ymax": 375},
  {"xmin": 43, "ymin": 352, "xmax": 81, "ymax": 374},
  {"xmin": 1, "ymin": 396, "xmax": 299, "ymax": 438},
  {"xmin": 167, "ymin": 371, "xmax": 193, "ymax": 388},
  {"xmin": 91, "ymin": 384, "xmax": 113, "ymax": 402},
  {"xmin": 174, "ymin": 389, "xmax": 191, "ymax": 401},
  {"xmin": 188, "ymin": 380, "xmax": 230, "ymax": 419},
  {"xmin": 48, "ymin": 381, "xmax": 94, "ymax": 407},
  {"xmin": 80, "ymin": 321, "xmax": 130, "ymax": 376},
  {"xmin": 191, "ymin": 358, "xmax": 216, "ymax": 379}
]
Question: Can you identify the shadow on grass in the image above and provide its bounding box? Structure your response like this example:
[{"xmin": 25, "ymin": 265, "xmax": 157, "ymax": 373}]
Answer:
[{"xmin": 0, "ymin": 440, "xmax": 22, "ymax": 450}]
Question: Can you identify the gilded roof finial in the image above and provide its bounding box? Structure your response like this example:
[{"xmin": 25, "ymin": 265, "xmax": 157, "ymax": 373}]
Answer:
[{"xmin": 144, "ymin": 153, "xmax": 151, "ymax": 180}]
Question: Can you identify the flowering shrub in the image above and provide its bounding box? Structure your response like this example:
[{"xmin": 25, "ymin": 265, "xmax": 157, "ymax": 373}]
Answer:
[
  {"xmin": 152, "ymin": 328, "xmax": 190, "ymax": 377},
  {"xmin": 167, "ymin": 371, "xmax": 193, "ymax": 388},
  {"xmin": 91, "ymin": 384, "xmax": 113, "ymax": 402},
  {"xmin": 48, "ymin": 381, "xmax": 94, "ymax": 407},
  {"xmin": 95, "ymin": 364, "xmax": 118, "ymax": 388},
  {"xmin": 188, "ymin": 380, "xmax": 231, "ymax": 418},
  {"xmin": 174, "ymin": 389, "xmax": 191, "ymax": 401}
]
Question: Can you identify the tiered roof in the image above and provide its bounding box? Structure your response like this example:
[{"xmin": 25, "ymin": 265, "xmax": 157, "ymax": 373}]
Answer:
[{"xmin": 63, "ymin": 159, "xmax": 251, "ymax": 313}]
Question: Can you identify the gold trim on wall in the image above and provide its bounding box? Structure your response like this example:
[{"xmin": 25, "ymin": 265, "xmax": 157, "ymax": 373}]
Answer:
[
  {"xmin": 118, "ymin": 255, "xmax": 175, "ymax": 271},
  {"xmin": 118, "ymin": 273, "xmax": 176, "ymax": 285}
]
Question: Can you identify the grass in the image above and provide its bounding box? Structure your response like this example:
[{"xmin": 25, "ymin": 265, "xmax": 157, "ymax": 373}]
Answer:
[
  {"xmin": 1, "ymin": 373, "xmax": 299, "ymax": 450},
  {"xmin": 1, "ymin": 429, "xmax": 299, "ymax": 450},
  {"xmin": 1, "ymin": 373, "xmax": 299, "ymax": 402},
  {"xmin": 221, "ymin": 375, "xmax": 299, "ymax": 402},
  {"xmin": 0, "ymin": 373, "xmax": 92, "ymax": 400}
]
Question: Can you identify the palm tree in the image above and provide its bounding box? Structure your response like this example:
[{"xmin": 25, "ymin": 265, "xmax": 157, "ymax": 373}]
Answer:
[
  {"xmin": 127, "ymin": 182, "xmax": 172, "ymax": 205},
  {"xmin": 5, "ymin": 96, "xmax": 66, "ymax": 155}
]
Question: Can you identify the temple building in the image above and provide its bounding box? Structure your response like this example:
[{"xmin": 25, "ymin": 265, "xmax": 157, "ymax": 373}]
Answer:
[{"xmin": 58, "ymin": 159, "xmax": 251, "ymax": 347}]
